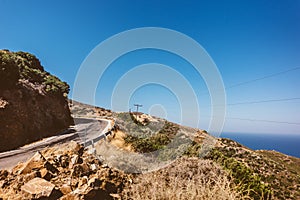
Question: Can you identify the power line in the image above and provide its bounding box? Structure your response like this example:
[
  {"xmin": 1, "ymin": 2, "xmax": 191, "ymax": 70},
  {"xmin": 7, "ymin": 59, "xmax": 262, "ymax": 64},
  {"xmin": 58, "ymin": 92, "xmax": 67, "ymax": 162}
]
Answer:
[
  {"xmin": 227, "ymin": 66, "xmax": 300, "ymax": 89},
  {"xmin": 226, "ymin": 117, "xmax": 300, "ymax": 125},
  {"xmin": 205, "ymin": 97, "xmax": 300, "ymax": 107},
  {"xmin": 197, "ymin": 67, "xmax": 300, "ymax": 126},
  {"xmin": 199, "ymin": 66, "xmax": 300, "ymax": 96},
  {"xmin": 201, "ymin": 115, "xmax": 300, "ymax": 125},
  {"xmin": 211, "ymin": 97, "xmax": 300, "ymax": 106}
]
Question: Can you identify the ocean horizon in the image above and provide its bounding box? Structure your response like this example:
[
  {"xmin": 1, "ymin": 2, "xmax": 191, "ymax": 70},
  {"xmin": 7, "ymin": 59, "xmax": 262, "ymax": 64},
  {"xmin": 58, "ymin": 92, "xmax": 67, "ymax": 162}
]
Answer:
[{"xmin": 220, "ymin": 132, "xmax": 300, "ymax": 158}]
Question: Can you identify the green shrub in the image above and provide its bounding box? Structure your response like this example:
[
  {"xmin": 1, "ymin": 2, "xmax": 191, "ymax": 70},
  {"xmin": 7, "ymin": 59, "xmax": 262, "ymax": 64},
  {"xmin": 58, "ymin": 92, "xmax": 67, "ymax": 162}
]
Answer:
[
  {"xmin": 0, "ymin": 50, "xmax": 70, "ymax": 96},
  {"xmin": 205, "ymin": 149, "xmax": 273, "ymax": 200},
  {"xmin": 16, "ymin": 51, "xmax": 43, "ymax": 71},
  {"xmin": 124, "ymin": 121, "xmax": 179, "ymax": 153},
  {"xmin": 0, "ymin": 51, "xmax": 20, "ymax": 88},
  {"xmin": 43, "ymin": 75, "xmax": 70, "ymax": 95}
]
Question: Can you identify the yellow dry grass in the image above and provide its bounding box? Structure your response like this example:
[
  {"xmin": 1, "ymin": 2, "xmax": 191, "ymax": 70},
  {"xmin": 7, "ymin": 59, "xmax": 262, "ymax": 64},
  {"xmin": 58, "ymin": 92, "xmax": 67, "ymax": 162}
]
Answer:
[
  {"xmin": 107, "ymin": 130, "xmax": 133, "ymax": 152},
  {"xmin": 121, "ymin": 157, "xmax": 250, "ymax": 200}
]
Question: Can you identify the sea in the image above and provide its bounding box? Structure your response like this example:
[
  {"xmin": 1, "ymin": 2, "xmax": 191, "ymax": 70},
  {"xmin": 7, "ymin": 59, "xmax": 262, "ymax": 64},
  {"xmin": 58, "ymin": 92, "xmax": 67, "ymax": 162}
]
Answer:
[{"xmin": 220, "ymin": 132, "xmax": 300, "ymax": 158}]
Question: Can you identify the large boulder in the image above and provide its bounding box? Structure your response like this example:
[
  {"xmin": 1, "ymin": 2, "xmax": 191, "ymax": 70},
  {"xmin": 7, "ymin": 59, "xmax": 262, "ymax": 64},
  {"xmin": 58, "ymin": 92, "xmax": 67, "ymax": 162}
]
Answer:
[
  {"xmin": 0, "ymin": 50, "xmax": 73, "ymax": 152},
  {"xmin": 21, "ymin": 177, "xmax": 56, "ymax": 198}
]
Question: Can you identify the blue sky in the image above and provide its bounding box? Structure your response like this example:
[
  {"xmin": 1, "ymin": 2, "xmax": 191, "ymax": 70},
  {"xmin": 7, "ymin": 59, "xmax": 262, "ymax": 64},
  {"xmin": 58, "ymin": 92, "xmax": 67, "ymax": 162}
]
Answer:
[{"xmin": 1, "ymin": 0, "xmax": 299, "ymax": 134}]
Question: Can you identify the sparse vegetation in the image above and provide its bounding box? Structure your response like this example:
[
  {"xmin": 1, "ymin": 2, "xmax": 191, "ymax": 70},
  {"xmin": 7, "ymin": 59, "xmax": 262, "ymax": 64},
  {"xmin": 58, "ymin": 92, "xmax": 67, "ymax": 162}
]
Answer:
[
  {"xmin": 124, "ymin": 121, "xmax": 179, "ymax": 153},
  {"xmin": 0, "ymin": 51, "xmax": 20, "ymax": 88},
  {"xmin": 108, "ymin": 112, "xmax": 300, "ymax": 200},
  {"xmin": 0, "ymin": 50, "xmax": 69, "ymax": 95},
  {"xmin": 59, "ymin": 101, "xmax": 300, "ymax": 199},
  {"xmin": 121, "ymin": 157, "xmax": 249, "ymax": 200},
  {"xmin": 43, "ymin": 74, "xmax": 70, "ymax": 95},
  {"xmin": 205, "ymin": 149, "xmax": 272, "ymax": 200},
  {"xmin": 182, "ymin": 137, "xmax": 300, "ymax": 200}
]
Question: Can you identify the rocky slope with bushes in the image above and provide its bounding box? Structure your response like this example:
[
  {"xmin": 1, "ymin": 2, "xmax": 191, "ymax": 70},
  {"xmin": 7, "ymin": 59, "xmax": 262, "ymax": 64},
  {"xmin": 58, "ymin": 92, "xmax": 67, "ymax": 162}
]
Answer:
[
  {"xmin": 0, "ymin": 50, "xmax": 73, "ymax": 152},
  {"xmin": 70, "ymin": 101, "xmax": 300, "ymax": 200}
]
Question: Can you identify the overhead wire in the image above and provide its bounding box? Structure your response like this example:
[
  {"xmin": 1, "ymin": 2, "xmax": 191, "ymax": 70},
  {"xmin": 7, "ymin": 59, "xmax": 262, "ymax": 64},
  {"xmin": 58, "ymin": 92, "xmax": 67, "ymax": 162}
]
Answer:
[
  {"xmin": 199, "ymin": 66, "xmax": 300, "ymax": 96},
  {"xmin": 225, "ymin": 117, "xmax": 300, "ymax": 126},
  {"xmin": 208, "ymin": 97, "xmax": 300, "ymax": 107},
  {"xmin": 198, "ymin": 66, "xmax": 300, "ymax": 126}
]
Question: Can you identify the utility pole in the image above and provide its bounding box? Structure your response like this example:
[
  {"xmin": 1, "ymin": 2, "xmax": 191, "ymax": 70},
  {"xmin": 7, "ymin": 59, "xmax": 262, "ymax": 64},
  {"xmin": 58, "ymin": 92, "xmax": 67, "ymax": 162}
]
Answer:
[{"xmin": 134, "ymin": 104, "xmax": 143, "ymax": 113}]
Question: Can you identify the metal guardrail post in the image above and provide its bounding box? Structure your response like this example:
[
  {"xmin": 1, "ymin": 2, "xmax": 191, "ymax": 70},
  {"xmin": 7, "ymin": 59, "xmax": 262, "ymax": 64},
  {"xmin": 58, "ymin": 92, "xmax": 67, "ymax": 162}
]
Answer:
[{"xmin": 84, "ymin": 125, "xmax": 87, "ymax": 147}]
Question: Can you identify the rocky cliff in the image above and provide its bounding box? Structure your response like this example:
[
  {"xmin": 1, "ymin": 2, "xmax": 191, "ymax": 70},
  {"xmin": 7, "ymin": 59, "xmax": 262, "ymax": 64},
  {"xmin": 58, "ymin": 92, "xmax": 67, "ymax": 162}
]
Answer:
[{"xmin": 0, "ymin": 50, "xmax": 73, "ymax": 152}]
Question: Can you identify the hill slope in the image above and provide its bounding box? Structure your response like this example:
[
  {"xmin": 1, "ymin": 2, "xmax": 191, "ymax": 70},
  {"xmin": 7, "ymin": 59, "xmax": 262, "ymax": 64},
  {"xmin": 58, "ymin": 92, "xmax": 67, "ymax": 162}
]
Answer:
[{"xmin": 70, "ymin": 100, "xmax": 300, "ymax": 200}]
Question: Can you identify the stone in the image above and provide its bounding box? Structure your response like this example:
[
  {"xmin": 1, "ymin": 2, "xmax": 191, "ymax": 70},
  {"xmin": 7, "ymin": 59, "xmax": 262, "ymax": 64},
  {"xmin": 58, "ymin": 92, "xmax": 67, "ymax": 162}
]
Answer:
[
  {"xmin": 39, "ymin": 167, "xmax": 53, "ymax": 181},
  {"xmin": 78, "ymin": 176, "xmax": 88, "ymax": 187},
  {"xmin": 90, "ymin": 163, "xmax": 98, "ymax": 171},
  {"xmin": 21, "ymin": 177, "xmax": 55, "ymax": 198},
  {"xmin": 44, "ymin": 161, "xmax": 58, "ymax": 174},
  {"xmin": 59, "ymin": 155, "xmax": 69, "ymax": 168},
  {"xmin": 0, "ymin": 170, "xmax": 8, "ymax": 181},
  {"xmin": 60, "ymin": 193, "xmax": 80, "ymax": 200},
  {"xmin": 18, "ymin": 151, "xmax": 45, "ymax": 174},
  {"xmin": 68, "ymin": 141, "xmax": 84, "ymax": 155},
  {"xmin": 60, "ymin": 184, "xmax": 72, "ymax": 195},
  {"xmin": 0, "ymin": 180, "xmax": 4, "ymax": 189},
  {"xmin": 71, "ymin": 164, "xmax": 90, "ymax": 177},
  {"xmin": 69, "ymin": 154, "xmax": 79, "ymax": 169},
  {"xmin": 102, "ymin": 163, "xmax": 109, "ymax": 168},
  {"xmin": 23, "ymin": 171, "xmax": 40, "ymax": 183},
  {"xmin": 88, "ymin": 177, "xmax": 101, "ymax": 188},
  {"xmin": 39, "ymin": 168, "xmax": 48, "ymax": 177},
  {"xmin": 110, "ymin": 193, "xmax": 121, "ymax": 199},
  {"xmin": 73, "ymin": 184, "xmax": 90, "ymax": 195}
]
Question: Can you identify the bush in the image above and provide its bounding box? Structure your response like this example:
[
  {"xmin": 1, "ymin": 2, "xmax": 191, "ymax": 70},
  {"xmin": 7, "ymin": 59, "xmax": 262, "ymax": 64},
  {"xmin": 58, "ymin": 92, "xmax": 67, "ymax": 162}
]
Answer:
[
  {"xmin": 43, "ymin": 75, "xmax": 70, "ymax": 95},
  {"xmin": 121, "ymin": 157, "xmax": 248, "ymax": 200},
  {"xmin": 205, "ymin": 149, "xmax": 273, "ymax": 199},
  {"xmin": 16, "ymin": 51, "xmax": 44, "ymax": 71},
  {"xmin": 0, "ymin": 51, "xmax": 20, "ymax": 89},
  {"xmin": 124, "ymin": 121, "xmax": 179, "ymax": 153},
  {"xmin": 0, "ymin": 50, "xmax": 70, "ymax": 96}
]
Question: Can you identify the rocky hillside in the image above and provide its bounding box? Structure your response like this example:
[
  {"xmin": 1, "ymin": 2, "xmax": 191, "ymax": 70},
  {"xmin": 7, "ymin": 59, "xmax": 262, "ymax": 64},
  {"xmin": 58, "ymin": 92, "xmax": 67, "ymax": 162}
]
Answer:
[
  {"xmin": 0, "ymin": 50, "xmax": 73, "ymax": 152},
  {"xmin": 70, "ymin": 101, "xmax": 300, "ymax": 199},
  {"xmin": 107, "ymin": 115, "xmax": 300, "ymax": 199}
]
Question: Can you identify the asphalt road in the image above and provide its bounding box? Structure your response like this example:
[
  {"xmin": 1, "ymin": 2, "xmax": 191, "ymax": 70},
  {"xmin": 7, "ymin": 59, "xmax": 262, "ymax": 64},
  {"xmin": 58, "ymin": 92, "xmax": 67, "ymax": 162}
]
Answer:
[{"xmin": 0, "ymin": 117, "xmax": 111, "ymax": 170}]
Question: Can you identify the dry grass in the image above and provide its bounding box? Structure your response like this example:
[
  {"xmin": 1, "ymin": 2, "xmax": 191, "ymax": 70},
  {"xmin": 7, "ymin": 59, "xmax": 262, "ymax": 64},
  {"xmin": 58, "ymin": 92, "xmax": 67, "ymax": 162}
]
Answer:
[
  {"xmin": 107, "ymin": 130, "xmax": 133, "ymax": 152},
  {"xmin": 121, "ymin": 157, "xmax": 250, "ymax": 200}
]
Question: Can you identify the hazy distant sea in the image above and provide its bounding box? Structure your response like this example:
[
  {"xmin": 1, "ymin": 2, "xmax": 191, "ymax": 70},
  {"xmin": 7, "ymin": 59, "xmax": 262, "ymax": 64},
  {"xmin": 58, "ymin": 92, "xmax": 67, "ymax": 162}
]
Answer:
[{"xmin": 220, "ymin": 132, "xmax": 300, "ymax": 158}]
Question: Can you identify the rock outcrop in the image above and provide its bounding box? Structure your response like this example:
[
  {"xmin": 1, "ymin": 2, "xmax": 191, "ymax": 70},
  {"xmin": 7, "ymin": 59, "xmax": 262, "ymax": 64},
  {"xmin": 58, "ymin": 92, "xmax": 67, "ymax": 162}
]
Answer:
[
  {"xmin": 0, "ymin": 141, "xmax": 131, "ymax": 199},
  {"xmin": 0, "ymin": 50, "xmax": 73, "ymax": 152}
]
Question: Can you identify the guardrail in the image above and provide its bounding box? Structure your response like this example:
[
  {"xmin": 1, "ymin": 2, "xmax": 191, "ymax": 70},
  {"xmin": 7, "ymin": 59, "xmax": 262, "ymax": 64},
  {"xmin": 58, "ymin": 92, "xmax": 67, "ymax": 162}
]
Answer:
[{"xmin": 79, "ymin": 118, "xmax": 115, "ymax": 148}]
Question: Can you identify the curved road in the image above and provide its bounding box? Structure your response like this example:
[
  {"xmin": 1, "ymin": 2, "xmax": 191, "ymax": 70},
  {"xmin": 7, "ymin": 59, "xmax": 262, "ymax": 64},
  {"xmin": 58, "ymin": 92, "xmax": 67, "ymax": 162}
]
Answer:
[{"xmin": 0, "ymin": 118, "xmax": 112, "ymax": 170}]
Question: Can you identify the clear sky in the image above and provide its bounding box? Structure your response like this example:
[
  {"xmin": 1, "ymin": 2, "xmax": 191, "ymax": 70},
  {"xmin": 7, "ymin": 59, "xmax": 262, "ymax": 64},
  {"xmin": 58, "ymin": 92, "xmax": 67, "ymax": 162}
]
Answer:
[{"xmin": 1, "ymin": 0, "xmax": 299, "ymax": 134}]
